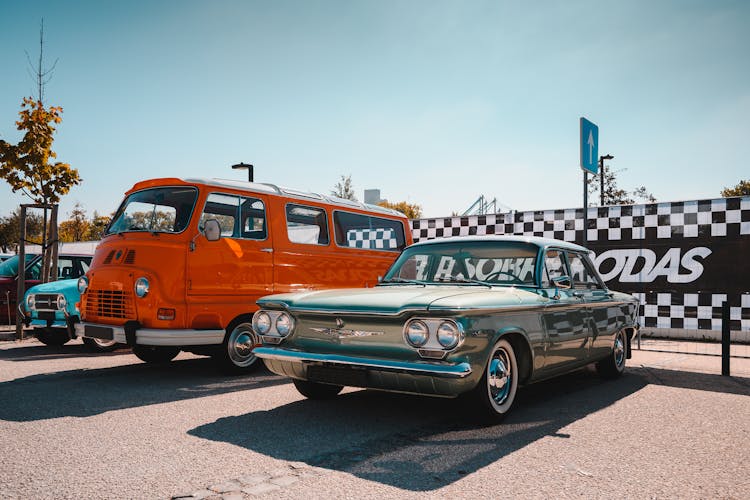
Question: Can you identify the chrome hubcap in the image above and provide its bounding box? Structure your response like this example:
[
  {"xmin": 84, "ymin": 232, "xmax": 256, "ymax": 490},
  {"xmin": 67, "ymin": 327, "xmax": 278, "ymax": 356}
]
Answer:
[
  {"xmin": 614, "ymin": 332, "xmax": 625, "ymax": 368},
  {"xmin": 228, "ymin": 325, "xmax": 257, "ymax": 367},
  {"xmin": 94, "ymin": 338, "xmax": 116, "ymax": 348},
  {"xmin": 488, "ymin": 349, "xmax": 511, "ymax": 405}
]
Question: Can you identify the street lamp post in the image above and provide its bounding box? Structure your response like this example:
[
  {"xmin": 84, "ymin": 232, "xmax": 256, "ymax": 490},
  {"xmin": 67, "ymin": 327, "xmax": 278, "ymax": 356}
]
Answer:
[
  {"xmin": 231, "ymin": 163, "xmax": 254, "ymax": 182},
  {"xmin": 598, "ymin": 154, "xmax": 614, "ymax": 206}
]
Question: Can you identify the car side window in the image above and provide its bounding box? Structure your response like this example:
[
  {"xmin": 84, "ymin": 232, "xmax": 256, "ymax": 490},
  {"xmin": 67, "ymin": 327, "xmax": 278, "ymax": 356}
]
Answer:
[
  {"xmin": 543, "ymin": 250, "xmax": 567, "ymax": 287},
  {"xmin": 567, "ymin": 252, "xmax": 602, "ymax": 289}
]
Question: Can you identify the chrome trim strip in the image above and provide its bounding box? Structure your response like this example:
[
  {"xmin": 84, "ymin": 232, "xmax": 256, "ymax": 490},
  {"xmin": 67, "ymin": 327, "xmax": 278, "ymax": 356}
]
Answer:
[
  {"xmin": 254, "ymin": 347, "xmax": 472, "ymax": 378},
  {"xmin": 75, "ymin": 322, "xmax": 224, "ymax": 346}
]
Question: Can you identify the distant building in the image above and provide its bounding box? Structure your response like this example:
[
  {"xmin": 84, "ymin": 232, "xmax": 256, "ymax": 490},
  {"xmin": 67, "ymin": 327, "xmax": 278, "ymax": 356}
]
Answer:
[{"xmin": 364, "ymin": 189, "xmax": 383, "ymax": 205}]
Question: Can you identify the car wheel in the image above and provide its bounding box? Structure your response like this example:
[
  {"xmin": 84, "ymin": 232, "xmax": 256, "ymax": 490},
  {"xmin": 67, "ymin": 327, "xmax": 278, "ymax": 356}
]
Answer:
[
  {"xmin": 35, "ymin": 328, "xmax": 70, "ymax": 346},
  {"xmin": 596, "ymin": 329, "xmax": 627, "ymax": 379},
  {"xmin": 132, "ymin": 345, "xmax": 180, "ymax": 364},
  {"xmin": 82, "ymin": 337, "xmax": 119, "ymax": 353},
  {"xmin": 213, "ymin": 320, "xmax": 261, "ymax": 374},
  {"xmin": 293, "ymin": 379, "xmax": 343, "ymax": 399},
  {"xmin": 468, "ymin": 337, "xmax": 518, "ymax": 423}
]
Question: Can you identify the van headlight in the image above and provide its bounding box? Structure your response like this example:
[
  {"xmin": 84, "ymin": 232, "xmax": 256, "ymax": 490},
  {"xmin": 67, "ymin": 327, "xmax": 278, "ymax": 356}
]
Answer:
[
  {"xmin": 134, "ymin": 277, "xmax": 150, "ymax": 298},
  {"xmin": 26, "ymin": 295, "xmax": 36, "ymax": 311},
  {"xmin": 56, "ymin": 294, "xmax": 67, "ymax": 310},
  {"xmin": 77, "ymin": 276, "xmax": 89, "ymax": 294}
]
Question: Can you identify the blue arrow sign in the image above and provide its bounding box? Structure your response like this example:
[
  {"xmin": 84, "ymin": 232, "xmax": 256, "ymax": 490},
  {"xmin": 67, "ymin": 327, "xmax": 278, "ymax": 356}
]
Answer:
[{"xmin": 580, "ymin": 117, "xmax": 598, "ymax": 174}]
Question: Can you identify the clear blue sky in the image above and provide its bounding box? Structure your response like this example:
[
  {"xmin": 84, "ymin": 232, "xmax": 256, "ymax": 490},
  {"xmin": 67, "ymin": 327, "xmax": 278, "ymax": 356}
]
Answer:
[{"xmin": 1, "ymin": 0, "xmax": 748, "ymax": 220}]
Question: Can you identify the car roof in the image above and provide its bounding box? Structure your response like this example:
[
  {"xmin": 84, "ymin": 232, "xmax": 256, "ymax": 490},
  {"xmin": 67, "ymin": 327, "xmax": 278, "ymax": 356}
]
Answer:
[{"xmin": 407, "ymin": 235, "xmax": 590, "ymax": 253}]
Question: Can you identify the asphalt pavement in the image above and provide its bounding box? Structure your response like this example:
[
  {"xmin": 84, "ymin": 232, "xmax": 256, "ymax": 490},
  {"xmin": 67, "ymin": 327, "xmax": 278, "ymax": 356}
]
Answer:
[{"xmin": 0, "ymin": 337, "xmax": 748, "ymax": 499}]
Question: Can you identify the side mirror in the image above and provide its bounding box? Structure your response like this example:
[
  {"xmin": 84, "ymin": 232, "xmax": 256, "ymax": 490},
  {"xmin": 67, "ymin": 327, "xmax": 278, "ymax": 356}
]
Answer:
[
  {"xmin": 551, "ymin": 275, "xmax": 572, "ymax": 290},
  {"xmin": 203, "ymin": 219, "xmax": 221, "ymax": 242}
]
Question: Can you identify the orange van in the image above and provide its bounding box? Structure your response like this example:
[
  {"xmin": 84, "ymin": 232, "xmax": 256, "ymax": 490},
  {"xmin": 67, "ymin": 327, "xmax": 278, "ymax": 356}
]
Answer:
[{"xmin": 74, "ymin": 177, "xmax": 412, "ymax": 372}]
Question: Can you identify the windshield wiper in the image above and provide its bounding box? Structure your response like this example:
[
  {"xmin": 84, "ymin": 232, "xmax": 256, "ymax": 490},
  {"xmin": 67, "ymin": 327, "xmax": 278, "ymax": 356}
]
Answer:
[
  {"xmin": 434, "ymin": 276, "xmax": 494, "ymax": 288},
  {"xmin": 379, "ymin": 277, "xmax": 426, "ymax": 286}
]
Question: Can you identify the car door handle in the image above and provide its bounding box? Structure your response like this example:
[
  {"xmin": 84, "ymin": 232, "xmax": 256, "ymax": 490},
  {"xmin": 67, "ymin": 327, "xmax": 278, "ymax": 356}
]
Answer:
[
  {"xmin": 572, "ymin": 291, "xmax": 584, "ymax": 299},
  {"xmin": 260, "ymin": 248, "xmax": 273, "ymax": 253}
]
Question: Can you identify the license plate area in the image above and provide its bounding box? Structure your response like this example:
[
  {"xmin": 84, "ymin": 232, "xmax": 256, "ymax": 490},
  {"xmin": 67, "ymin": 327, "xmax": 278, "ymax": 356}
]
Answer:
[
  {"xmin": 38, "ymin": 311, "xmax": 57, "ymax": 322},
  {"xmin": 307, "ymin": 364, "xmax": 368, "ymax": 387},
  {"xmin": 85, "ymin": 325, "xmax": 114, "ymax": 340}
]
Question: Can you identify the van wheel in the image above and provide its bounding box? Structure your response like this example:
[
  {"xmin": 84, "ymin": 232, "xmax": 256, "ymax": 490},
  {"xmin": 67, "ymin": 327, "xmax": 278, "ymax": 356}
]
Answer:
[
  {"xmin": 133, "ymin": 345, "xmax": 180, "ymax": 364},
  {"xmin": 213, "ymin": 319, "xmax": 261, "ymax": 374},
  {"xmin": 82, "ymin": 337, "xmax": 118, "ymax": 352},
  {"xmin": 293, "ymin": 379, "xmax": 343, "ymax": 399},
  {"xmin": 36, "ymin": 328, "xmax": 70, "ymax": 346}
]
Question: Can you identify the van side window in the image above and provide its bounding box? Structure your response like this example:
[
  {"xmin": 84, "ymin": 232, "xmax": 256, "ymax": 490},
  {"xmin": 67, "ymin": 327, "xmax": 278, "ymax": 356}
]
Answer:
[
  {"xmin": 333, "ymin": 211, "xmax": 406, "ymax": 251},
  {"xmin": 286, "ymin": 204, "xmax": 329, "ymax": 245},
  {"xmin": 200, "ymin": 193, "xmax": 267, "ymax": 240}
]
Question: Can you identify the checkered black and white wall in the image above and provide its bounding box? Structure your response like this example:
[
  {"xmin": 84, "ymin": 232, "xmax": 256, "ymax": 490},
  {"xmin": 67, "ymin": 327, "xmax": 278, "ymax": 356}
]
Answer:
[{"xmin": 411, "ymin": 196, "xmax": 750, "ymax": 332}]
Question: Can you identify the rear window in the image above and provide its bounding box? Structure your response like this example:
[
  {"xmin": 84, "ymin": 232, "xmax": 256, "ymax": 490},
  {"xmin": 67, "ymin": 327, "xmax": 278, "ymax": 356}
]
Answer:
[{"xmin": 333, "ymin": 211, "xmax": 406, "ymax": 252}]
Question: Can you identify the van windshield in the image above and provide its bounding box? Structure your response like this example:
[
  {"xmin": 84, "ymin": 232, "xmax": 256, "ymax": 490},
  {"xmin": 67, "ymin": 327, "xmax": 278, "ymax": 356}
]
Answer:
[{"xmin": 106, "ymin": 187, "xmax": 199, "ymax": 235}]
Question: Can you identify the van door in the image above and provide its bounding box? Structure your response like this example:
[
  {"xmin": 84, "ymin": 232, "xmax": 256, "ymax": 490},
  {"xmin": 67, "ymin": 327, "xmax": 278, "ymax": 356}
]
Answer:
[{"xmin": 188, "ymin": 192, "xmax": 273, "ymax": 301}]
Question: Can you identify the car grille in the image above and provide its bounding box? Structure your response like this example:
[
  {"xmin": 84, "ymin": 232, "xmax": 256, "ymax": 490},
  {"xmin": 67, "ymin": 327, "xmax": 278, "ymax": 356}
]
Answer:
[
  {"xmin": 33, "ymin": 294, "xmax": 60, "ymax": 311},
  {"xmin": 85, "ymin": 288, "xmax": 135, "ymax": 320}
]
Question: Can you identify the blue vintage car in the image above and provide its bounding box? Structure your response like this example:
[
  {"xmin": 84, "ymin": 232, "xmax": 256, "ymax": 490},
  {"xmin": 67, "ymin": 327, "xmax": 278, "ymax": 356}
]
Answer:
[
  {"xmin": 253, "ymin": 236, "xmax": 640, "ymax": 422},
  {"xmin": 21, "ymin": 279, "xmax": 118, "ymax": 352}
]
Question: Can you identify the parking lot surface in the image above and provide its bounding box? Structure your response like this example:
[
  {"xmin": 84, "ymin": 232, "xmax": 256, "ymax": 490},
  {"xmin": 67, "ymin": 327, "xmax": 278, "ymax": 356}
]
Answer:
[{"xmin": 1, "ymin": 338, "xmax": 748, "ymax": 499}]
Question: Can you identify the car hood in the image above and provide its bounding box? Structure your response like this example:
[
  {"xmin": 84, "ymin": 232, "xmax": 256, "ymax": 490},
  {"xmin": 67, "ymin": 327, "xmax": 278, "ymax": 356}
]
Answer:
[
  {"xmin": 25, "ymin": 279, "xmax": 79, "ymax": 295},
  {"xmin": 258, "ymin": 285, "xmax": 545, "ymax": 315}
]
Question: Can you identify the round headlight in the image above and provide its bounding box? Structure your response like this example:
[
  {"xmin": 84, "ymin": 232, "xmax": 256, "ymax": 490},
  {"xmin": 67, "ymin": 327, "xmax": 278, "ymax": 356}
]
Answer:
[
  {"xmin": 134, "ymin": 277, "xmax": 150, "ymax": 298},
  {"xmin": 56, "ymin": 294, "xmax": 67, "ymax": 310},
  {"xmin": 275, "ymin": 312, "xmax": 294, "ymax": 337},
  {"xmin": 437, "ymin": 321, "xmax": 461, "ymax": 349},
  {"xmin": 253, "ymin": 311, "xmax": 272, "ymax": 335},
  {"xmin": 26, "ymin": 295, "xmax": 36, "ymax": 310},
  {"xmin": 405, "ymin": 320, "xmax": 429, "ymax": 347},
  {"xmin": 77, "ymin": 276, "xmax": 89, "ymax": 294}
]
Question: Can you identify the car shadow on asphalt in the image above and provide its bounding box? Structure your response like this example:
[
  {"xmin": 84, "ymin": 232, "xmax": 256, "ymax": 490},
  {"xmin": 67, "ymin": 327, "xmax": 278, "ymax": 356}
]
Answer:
[
  {"xmin": 0, "ymin": 342, "xmax": 132, "ymax": 362},
  {"xmin": 188, "ymin": 368, "xmax": 646, "ymax": 491},
  {"xmin": 188, "ymin": 365, "xmax": 750, "ymax": 492},
  {"xmin": 0, "ymin": 358, "xmax": 288, "ymax": 422}
]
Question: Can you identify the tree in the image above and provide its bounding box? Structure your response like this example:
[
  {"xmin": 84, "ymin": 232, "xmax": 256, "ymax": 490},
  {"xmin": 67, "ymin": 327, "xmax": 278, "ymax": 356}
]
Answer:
[
  {"xmin": 0, "ymin": 98, "xmax": 81, "ymax": 205},
  {"xmin": 58, "ymin": 203, "xmax": 89, "ymax": 242},
  {"xmin": 721, "ymin": 180, "xmax": 750, "ymax": 197},
  {"xmin": 0, "ymin": 209, "xmax": 43, "ymax": 253},
  {"xmin": 331, "ymin": 174, "xmax": 357, "ymax": 201},
  {"xmin": 378, "ymin": 200, "xmax": 423, "ymax": 219},
  {"xmin": 587, "ymin": 166, "xmax": 655, "ymax": 206},
  {"xmin": 86, "ymin": 212, "xmax": 112, "ymax": 240}
]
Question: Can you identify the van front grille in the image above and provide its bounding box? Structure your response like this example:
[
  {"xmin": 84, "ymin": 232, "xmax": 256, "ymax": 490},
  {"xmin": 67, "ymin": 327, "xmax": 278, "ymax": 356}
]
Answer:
[{"xmin": 85, "ymin": 289, "xmax": 135, "ymax": 320}]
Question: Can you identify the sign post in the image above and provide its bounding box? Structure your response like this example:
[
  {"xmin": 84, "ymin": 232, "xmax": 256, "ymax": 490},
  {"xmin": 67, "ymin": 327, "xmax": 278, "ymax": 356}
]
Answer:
[{"xmin": 580, "ymin": 117, "xmax": 599, "ymax": 244}]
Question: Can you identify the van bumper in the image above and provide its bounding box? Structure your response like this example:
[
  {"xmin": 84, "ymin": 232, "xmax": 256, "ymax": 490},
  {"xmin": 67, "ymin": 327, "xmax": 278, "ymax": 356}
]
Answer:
[{"xmin": 74, "ymin": 321, "xmax": 224, "ymax": 346}]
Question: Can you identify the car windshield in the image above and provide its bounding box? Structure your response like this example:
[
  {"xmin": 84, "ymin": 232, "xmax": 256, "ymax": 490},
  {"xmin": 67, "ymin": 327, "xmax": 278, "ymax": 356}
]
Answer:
[
  {"xmin": 382, "ymin": 241, "xmax": 538, "ymax": 286},
  {"xmin": 0, "ymin": 254, "xmax": 38, "ymax": 278},
  {"xmin": 106, "ymin": 186, "xmax": 199, "ymax": 235}
]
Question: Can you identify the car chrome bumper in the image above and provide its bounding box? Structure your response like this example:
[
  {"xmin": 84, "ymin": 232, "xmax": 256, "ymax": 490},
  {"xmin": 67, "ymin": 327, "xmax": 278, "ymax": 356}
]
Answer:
[
  {"xmin": 255, "ymin": 346, "xmax": 472, "ymax": 379},
  {"xmin": 75, "ymin": 322, "xmax": 224, "ymax": 346}
]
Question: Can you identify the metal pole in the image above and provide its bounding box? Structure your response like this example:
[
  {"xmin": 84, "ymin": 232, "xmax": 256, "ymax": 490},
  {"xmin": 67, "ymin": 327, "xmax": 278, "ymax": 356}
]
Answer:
[
  {"xmin": 16, "ymin": 206, "xmax": 27, "ymax": 341},
  {"xmin": 721, "ymin": 300, "xmax": 730, "ymax": 376},
  {"xmin": 583, "ymin": 171, "xmax": 588, "ymax": 245},
  {"xmin": 600, "ymin": 159, "xmax": 605, "ymax": 207}
]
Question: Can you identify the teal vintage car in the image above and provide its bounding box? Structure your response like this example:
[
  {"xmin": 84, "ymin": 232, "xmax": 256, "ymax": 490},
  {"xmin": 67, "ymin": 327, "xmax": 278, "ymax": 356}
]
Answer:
[
  {"xmin": 253, "ymin": 236, "xmax": 640, "ymax": 421},
  {"xmin": 21, "ymin": 279, "xmax": 119, "ymax": 352}
]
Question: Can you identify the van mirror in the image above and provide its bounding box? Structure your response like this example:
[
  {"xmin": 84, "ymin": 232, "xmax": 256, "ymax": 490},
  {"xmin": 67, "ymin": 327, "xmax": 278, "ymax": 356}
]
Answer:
[{"xmin": 204, "ymin": 219, "xmax": 222, "ymax": 242}]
